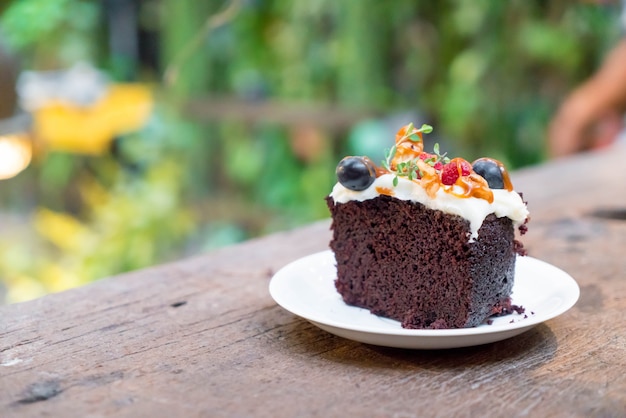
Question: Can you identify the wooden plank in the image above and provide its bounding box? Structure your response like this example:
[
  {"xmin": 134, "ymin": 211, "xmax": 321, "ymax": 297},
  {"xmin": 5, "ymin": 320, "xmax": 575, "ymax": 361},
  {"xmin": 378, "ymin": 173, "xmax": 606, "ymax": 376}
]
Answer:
[{"xmin": 1, "ymin": 144, "xmax": 626, "ymax": 417}]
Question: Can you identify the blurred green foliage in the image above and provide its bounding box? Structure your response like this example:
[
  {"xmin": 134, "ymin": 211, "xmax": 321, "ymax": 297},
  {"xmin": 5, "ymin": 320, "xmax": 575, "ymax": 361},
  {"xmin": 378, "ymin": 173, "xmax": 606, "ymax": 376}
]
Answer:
[{"xmin": 0, "ymin": 0, "xmax": 620, "ymax": 302}]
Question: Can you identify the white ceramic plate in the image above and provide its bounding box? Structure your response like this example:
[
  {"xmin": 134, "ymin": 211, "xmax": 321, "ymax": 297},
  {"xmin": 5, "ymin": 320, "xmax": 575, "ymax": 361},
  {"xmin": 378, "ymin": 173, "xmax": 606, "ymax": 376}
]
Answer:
[{"xmin": 269, "ymin": 250, "xmax": 579, "ymax": 349}]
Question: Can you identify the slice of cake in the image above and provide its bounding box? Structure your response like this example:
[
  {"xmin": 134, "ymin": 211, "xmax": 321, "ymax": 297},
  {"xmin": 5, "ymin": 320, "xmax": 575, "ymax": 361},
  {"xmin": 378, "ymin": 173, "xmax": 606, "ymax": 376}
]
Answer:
[{"xmin": 326, "ymin": 123, "xmax": 529, "ymax": 329}]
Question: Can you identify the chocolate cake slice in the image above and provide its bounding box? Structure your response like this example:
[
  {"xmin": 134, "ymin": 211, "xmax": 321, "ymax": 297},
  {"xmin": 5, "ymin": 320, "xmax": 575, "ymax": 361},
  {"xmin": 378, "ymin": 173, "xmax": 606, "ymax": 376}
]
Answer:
[
  {"xmin": 326, "ymin": 122, "xmax": 529, "ymax": 329},
  {"xmin": 327, "ymin": 195, "xmax": 519, "ymax": 329}
]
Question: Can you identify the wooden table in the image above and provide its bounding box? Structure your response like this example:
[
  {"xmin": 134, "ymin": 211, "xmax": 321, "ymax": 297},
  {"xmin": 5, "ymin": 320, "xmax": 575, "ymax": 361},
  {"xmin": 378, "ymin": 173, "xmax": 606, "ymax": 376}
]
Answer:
[{"xmin": 2, "ymin": 144, "xmax": 626, "ymax": 418}]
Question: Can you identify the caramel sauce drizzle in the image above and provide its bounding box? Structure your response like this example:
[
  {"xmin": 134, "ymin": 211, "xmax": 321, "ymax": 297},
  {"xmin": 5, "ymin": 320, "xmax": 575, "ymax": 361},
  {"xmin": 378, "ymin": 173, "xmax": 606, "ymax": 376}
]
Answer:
[
  {"xmin": 452, "ymin": 173, "xmax": 494, "ymax": 203},
  {"xmin": 374, "ymin": 166, "xmax": 389, "ymax": 178},
  {"xmin": 498, "ymin": 161, "xmax": 514, "ymax": 191},
  {"xmin": 375, "ymin": 186, "xmax": 395, "ymax": 196},
  {"xmin": 416, "ymin": 159, "xmax": 440, "ymax": 199}
]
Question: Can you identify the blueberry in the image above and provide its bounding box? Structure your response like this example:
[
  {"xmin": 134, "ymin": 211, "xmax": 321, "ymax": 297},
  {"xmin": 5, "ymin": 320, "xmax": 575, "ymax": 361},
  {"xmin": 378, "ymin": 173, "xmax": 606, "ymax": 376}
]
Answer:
[
  {"xmin": 336, "ymin": 156, "xmax": 377, "ymax": 191},
  {"xmin": 472, "ymin": 158, "xmax": 504, "ymax": 189}
]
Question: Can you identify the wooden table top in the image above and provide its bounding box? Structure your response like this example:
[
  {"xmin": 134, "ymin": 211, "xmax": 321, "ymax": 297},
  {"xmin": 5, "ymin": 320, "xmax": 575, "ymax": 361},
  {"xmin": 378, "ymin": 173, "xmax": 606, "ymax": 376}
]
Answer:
[{"xmin": 1, "ymin": 143, "xmax": 626, "ymax": 418}]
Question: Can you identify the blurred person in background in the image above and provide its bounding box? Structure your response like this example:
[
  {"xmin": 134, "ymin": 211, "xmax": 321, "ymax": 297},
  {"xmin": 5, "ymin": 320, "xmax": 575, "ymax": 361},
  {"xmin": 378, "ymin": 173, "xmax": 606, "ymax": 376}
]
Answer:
[{"xmin": 548, "ymin": 1, "xmax": 626, "ymax": 158}]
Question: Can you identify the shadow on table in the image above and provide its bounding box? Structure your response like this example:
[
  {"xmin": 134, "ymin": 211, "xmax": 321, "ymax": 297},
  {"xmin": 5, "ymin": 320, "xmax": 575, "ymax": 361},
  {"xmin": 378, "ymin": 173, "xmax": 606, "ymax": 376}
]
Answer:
[
  {"xmin": 280, "ymin": 317, "xmax": 557, "ymax": 371},
  {"xmin": 365, "ymin": 324, "xmax": 557, "ymax": 368}
]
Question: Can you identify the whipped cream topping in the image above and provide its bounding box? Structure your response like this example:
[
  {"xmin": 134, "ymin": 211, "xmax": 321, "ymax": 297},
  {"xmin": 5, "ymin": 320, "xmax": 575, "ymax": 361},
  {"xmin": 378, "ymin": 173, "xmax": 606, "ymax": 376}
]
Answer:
[{"xmin": 330, "ymin": 173, "xmax": 529, "ymax": 241}]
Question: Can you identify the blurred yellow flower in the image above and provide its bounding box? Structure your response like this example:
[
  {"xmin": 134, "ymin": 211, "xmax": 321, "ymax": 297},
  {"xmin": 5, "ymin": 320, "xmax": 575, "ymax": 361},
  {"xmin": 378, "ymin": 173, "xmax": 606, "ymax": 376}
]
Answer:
[{"xmin": 33, "ymin": 84, "xmax": 152, "ymax": 155}]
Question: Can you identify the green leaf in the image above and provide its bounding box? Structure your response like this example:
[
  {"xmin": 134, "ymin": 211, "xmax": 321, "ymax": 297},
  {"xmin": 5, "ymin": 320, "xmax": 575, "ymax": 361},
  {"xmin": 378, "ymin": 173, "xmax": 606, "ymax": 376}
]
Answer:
[
  {"xmin": 383, "ymin": 145, "xmax": 397, "ymax": 170},
  {"xmin": 431, "ymin": 142, "xmax": 450, "ymax": 165},
  {"xmin": 418, "ymin": 124, "xmax": 433, "ymax": 134},
  {"xmin": 393, "ymin": 176, "xmax": 399, "ymax": 187}
]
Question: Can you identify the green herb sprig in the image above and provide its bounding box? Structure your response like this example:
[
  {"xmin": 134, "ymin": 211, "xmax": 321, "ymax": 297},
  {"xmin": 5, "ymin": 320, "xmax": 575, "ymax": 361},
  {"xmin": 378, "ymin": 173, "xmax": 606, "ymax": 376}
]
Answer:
[
  {"xmin": 425, "ymin": 143, "xmax": 451, "ymax": 166},
  {"xmin": 382, "ymin": 144, "xmax": 396, "ymax": 172},
  {"xmin": 380, "ymin": 123, "xmax": 452, "ymax": 187},
  {"xmin": 401, "ymin": 123, "xmax": 433, "ymax": 142}
]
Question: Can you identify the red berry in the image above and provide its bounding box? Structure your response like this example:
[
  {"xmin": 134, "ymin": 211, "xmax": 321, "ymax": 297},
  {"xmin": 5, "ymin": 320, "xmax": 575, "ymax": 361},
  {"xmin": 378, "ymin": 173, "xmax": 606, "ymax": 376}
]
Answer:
[
  {"xmin": 420, "ymin": 152, "xmax": 437, "ymax": 161},
  {"xmin": 441, "ymin": 159, "xmax": 472, "ymax": 185},
  {"xmin": 441, "ymin": 163, "xmax": 459, "ymax": 185},
  {"xmin": 433, "ymin": 161, "xmax": 443, "ymax": 170}
]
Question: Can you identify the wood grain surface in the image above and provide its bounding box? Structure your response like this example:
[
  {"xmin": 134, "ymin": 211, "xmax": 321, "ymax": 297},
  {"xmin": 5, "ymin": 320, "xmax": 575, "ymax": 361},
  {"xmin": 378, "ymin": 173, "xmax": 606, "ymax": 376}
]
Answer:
[{"xmin": 1, "ymin": 144, "xmax": 626, "ymax": 418}]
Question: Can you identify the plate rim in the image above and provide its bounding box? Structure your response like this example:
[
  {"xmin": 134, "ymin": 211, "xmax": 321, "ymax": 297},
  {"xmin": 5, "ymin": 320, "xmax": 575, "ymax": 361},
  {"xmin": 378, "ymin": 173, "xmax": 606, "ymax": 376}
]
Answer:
[{"xmin": 269, "ymin": 250, "xmax": 580, "ymax": 342}]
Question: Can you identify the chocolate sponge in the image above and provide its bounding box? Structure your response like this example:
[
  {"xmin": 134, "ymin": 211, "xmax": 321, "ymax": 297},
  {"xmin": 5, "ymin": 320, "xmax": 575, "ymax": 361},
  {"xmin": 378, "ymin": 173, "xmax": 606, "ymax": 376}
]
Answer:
[{"xmin": 326, "ymin": 195, "xmax": 521, "ymax": 329}]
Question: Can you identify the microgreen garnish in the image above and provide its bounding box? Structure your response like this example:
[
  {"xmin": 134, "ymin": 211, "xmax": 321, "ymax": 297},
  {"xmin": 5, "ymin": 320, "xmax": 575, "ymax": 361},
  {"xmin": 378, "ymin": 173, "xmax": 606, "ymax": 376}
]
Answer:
[
  {"xmin": 399, "ymin": 123, "xmax": 434, "ymax": 143},
  {"xmin": 395, "ymin": 160, "xmax": 422, "ymax": 182},
  {"xmin": 381, "ymin": 123, "xmax": 451, "ymax": 187},
  {"xmin": 419, "ymin": 124, "xmax": 434, "ymax": 134},
  {"xmin": 382, "ymin": 145, "xmax": 396, "ymax": 171},
  {"xmin": 432, "ymin": 143, "xmax": 450, "ymax": 164}
]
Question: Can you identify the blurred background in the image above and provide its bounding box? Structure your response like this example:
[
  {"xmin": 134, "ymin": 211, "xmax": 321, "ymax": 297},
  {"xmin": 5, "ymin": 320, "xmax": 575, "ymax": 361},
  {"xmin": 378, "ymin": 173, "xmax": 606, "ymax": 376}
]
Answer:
[{"xmin": 0, "ymin": 0, "xmax": 621, "ymax": 304}]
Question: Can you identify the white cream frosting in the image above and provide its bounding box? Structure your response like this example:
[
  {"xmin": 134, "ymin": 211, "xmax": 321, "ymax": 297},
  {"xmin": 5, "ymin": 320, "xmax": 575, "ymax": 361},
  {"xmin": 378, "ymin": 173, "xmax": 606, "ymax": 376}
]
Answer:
[{"xmin": 329, "ymin": 173, "xmax": 529, "ymax": 241}]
